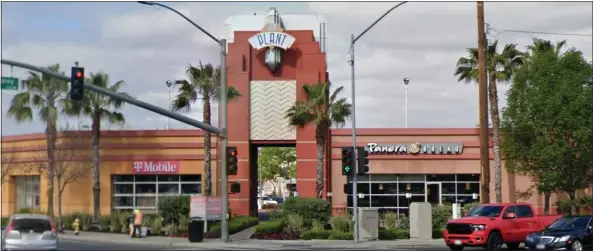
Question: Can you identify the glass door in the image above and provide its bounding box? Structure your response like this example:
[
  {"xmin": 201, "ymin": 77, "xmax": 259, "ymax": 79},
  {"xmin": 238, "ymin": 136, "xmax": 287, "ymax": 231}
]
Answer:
[{"xmin": 425, "ymin": 182, "xmax": 442, "ymax": 205}]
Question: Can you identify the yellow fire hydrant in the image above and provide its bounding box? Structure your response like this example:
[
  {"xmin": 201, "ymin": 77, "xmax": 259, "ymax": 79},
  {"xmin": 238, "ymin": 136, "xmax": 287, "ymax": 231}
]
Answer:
[{"xmin": 72, "ymin": 218, "xmax": 80, "ymax": 235}]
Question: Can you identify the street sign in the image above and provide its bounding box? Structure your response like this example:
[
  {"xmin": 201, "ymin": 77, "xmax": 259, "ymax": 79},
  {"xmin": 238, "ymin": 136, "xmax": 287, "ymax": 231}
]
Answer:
[{"xmin": 1, "ymin": 77, "xmax": 19, "ymax": 90}]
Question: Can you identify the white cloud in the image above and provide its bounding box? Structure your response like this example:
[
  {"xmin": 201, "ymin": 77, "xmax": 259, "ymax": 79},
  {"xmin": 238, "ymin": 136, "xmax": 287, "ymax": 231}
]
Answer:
[{"xmin": 1, "ymin": 2, "xmax": 591, "ymax": 135}]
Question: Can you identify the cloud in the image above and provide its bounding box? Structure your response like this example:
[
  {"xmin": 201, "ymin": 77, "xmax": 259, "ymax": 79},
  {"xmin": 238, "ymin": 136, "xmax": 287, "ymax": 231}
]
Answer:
[{"xmin": 1, "ymin": 1, "xmax": 591, "ymax": 135}]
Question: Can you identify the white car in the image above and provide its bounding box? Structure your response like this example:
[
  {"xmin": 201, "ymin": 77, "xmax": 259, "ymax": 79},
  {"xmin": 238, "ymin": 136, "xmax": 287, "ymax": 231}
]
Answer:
[{"xmin": 1, "ymin": 214, "xmax": 58, "ymax": 251}]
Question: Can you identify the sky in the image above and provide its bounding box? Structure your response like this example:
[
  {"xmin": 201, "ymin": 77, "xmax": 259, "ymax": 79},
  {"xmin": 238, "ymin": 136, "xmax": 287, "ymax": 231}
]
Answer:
[{"xmin": 1, "ymin": 1, "xmax": 592, "ymax": 136}]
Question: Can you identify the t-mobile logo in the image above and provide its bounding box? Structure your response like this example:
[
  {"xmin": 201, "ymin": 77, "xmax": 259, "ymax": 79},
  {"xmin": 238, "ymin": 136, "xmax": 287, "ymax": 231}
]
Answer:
[
  {"xmin": 132, "ymin": 161, "xmax": 179, "ymax": 174},
  {"xmin": 133, "ymin": 162, "xmax": 143, "ymax": 172}
]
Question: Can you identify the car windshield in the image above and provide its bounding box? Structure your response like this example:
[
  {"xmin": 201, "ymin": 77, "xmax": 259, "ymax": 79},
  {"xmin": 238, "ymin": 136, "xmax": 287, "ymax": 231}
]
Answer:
[
  {"xmin": 12, "ymin": 218, "xmax": 52, "ymax": 233},
  {"xmin": 466, "ymin": 205, "xmax": 504, "ymax": 217},
  {"xmin": 548, "ymin": 217, "xmax": 591, "ymax": 230}
]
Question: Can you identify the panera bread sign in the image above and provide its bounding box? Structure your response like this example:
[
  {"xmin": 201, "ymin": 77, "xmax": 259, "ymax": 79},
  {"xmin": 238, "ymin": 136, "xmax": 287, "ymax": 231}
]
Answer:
[
  {"xmin": 366, "ymin": 143, "xmax": 464, "ymax": 155},
  {"xmin": 133, "ymin": 161, "xmax": 180, "ymax": 174}
]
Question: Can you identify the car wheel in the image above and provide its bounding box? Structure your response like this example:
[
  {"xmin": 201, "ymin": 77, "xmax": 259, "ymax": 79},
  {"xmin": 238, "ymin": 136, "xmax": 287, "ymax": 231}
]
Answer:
[
  {"xmin": 485, "ymin": 232, "xmax": 503, "ymax": 251},
  {"xmin": 448, "ymin": 245, "xmax": 464, "ymax": 251},
  {"xmin": 571, "ymin": 239, "xmax": 583, "ymax": 251},
  {"xmin": 506, "ymin": 242, "xmax": 521, "ymax": 250}
]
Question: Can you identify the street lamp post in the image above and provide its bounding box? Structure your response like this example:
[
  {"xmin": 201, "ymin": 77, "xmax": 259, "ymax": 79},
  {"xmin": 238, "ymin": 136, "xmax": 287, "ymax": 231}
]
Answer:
[
  {"xmin": 348, "ymin": 1, "xmax": 407, "ymax": 243},
  {"xmin": 137, "ymin": 1, "xmax": 231, "ymax": 242},
  {"xmin": 166, "ymin": 80, "xmax": 173, "ymax": 130},
  {"xmin": 403, "ymin": 78, "xmax": 409, "ymax": 128}
]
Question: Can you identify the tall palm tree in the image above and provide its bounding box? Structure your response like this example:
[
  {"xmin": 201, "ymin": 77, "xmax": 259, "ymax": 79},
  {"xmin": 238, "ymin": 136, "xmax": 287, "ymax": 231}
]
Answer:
[
  {"xmin": 172, "ymin": 62, "xmax": 241, "ymax": 196},
  {"xmin": 454, "ymin": 40, "xmax": 526, "ymax": 203},
  {"xmin": 73, "ymin": 72, "xmax": 127, "ymax": 222},
  {"xmin": 524, "ymin": 38, "xmax": 567, "ymax": 214},
  {"xmin": 285, "ymin": 82, "xmax": 352, "ymax": 198},
  {"xmin": 7, "ymin": 64, "xmax": 75, "ymax": 218}
]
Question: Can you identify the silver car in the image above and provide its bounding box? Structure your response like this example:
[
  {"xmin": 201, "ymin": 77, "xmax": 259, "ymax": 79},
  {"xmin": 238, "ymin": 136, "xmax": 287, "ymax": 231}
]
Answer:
[{"xmin": 1, "ymin": 214, "xmax": 58, "ymax": 251}]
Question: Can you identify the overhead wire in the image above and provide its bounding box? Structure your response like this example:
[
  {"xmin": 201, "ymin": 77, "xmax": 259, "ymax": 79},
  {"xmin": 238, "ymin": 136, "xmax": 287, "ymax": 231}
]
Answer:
[{"xmin": 487, "ymin": 24, "xmax": 592, "ymax": 37}]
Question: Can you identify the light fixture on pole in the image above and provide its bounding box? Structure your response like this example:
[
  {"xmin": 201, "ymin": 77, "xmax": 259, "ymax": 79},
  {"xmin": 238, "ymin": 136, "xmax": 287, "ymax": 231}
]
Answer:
[
  {"xmin": 138, "ymin": 1, "xmax": 230, "ymax": 242},
  {"xmin": 348, "ymin": 1, "xmax": 408, "ymax": 243},
  {"xmin": 166, "ymin": 80, "xmax": 173, "ymax": 130},
  {"xmin": 403, "ymin": 77, "xmax": 409, "ymax": 128}
]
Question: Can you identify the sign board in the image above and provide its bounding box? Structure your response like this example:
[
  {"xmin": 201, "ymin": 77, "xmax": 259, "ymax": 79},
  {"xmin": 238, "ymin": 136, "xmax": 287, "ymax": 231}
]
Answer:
[
  {"xmin": 1, "ymin": 77, "xmax": 19, "ymax": 90},
  {"xmin": 190, "ymin": 196, "xmax": 222, "ymax": 220},
  {"xmin": 132, "ymin": 161, "xmax": 180, "ymax": 174},
  {"xmin": 248, "ymin": 31, "xmax": 296, "ymax": 50},
  {"xmin": 366, "ymin": 143, "xmax": 464, "ymax": 155}
]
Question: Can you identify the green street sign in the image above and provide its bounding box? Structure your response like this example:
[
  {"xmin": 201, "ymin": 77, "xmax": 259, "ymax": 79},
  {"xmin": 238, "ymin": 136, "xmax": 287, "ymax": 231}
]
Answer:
[{"xmin": 1, "ymin": 77, "xmax": 19, "ymax": 90}]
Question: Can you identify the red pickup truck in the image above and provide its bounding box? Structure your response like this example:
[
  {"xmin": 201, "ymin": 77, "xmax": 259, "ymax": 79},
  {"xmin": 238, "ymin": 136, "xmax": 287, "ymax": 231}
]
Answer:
[{"xmin": 443, "ymin": 203, "xmax": 561, "ymax": 251}]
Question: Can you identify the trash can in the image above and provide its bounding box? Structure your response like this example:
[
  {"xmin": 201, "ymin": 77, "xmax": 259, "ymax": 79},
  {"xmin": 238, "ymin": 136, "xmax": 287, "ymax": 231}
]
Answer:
[{"xmin": 188, "ymin": 217, "xmax": 204, "ymax": 243}]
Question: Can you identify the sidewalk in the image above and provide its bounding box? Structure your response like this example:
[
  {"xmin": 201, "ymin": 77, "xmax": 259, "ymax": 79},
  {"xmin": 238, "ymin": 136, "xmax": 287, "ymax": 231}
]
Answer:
[{"xmin": 58, "ymin": 230, "xmax": 445, "ymax": 249}]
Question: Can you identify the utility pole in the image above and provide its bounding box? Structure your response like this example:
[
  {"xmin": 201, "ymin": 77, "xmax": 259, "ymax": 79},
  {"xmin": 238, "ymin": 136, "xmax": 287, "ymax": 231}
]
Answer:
[{"xmin": 477, "ymin": 1, "xmax": 490, "ymax": 204}]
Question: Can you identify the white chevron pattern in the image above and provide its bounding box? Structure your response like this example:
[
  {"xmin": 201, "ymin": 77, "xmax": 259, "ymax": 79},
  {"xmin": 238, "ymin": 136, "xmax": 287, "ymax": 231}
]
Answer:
[{"xmin": 250, "ymin": 80, "xmax": 297, "ymax": 140}]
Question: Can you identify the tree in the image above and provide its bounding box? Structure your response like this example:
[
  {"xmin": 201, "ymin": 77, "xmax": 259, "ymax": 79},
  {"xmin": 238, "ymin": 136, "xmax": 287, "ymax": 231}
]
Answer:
[
  {"xmin": 502, "ymin": 48, "xmax": 593, "ymax": 215},
  {"xmin": 7, "ymin": 64, "xmax": 75, "ymax": 218},
  {"xmin": 258, "ymin": 147, "xmax": 297, "ymax": 193},
  {"xmin": 54, "ymin": 126, "xmax": 91, "ymax": 231},
  {"xmin": 172, "ymin": 62, "xmax": 241, "ymax": 196},
  {"xmin": 455, "ymin": 40, "xmax": 526, "ymax": 203},
  {"xmin": 73, "ymin": 72, "xmax": 127, "ymax": 222},
  {"xmin": 517, "ymin": 38, "xmax": 568, "ymax": 214},
  {"xmin": 285, "ymin": 82, "xmax": 352, "ymax": 198}
]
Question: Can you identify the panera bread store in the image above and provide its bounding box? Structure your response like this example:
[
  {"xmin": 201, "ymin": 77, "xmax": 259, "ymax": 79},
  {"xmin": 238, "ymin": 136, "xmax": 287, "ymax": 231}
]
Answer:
[{"xmin": 330, "ymin": 128, "xmax": 519, "ymax": 215}]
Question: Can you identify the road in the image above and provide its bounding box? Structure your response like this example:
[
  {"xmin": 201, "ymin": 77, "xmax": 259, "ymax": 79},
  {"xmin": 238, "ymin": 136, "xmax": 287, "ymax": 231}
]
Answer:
[{"xmin": 58, "ymin": 239, "xmax": 496, "ymax": 251}]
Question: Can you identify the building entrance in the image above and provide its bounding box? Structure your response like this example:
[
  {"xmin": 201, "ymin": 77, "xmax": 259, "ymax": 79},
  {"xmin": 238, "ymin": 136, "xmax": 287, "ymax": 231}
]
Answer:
[{"xmin": 426, "ymin": 182, "xmax": 442, "ymax": 205}]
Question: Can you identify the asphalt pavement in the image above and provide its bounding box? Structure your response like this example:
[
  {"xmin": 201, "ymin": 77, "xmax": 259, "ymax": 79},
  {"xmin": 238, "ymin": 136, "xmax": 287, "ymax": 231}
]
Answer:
[{"xmin": 59, "ymin": 239, "xmax": 178, "ymax": 250}]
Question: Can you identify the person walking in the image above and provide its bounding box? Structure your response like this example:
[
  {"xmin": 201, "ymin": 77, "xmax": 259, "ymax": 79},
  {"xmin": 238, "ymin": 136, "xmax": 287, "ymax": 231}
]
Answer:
[{"xmin": 130, "ymin": 209, "xmax": 143, "ymax": 238}]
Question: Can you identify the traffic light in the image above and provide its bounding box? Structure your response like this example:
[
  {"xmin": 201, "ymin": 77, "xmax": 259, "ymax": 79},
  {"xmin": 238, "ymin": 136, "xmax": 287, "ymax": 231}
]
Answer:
[
  {"xmin": 230, "ymin": 181, "xmax": 241, "ymax": 194},
  {"xmin": 357, "ymin": 147, "xmax": 369, "ymax": 175},
  {"xmin": 227, "ymin": 147, "xmax": 238, "ymax": 175},
  {"xmin": 341, "ymin": 147, "xmax": 355, "ymax": 176},
  {"xmin": 70, "ymin": 67, "xmax": 84, "ymax": 100}
]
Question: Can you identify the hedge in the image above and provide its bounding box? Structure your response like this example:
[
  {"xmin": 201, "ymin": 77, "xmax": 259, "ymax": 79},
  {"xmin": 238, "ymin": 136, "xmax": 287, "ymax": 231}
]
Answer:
[
  {"xmin": 254, "ymin": 220, "xmax": 284, "ymax": 234},
  {"xmin": 207, "ymin": 216, "xmax": 259, "ymax": 236},
  {"xmin": 276, "ymin": 197, "xmax": 331, "ymax": 226},
  {"xmin": 378, "ymin": 228, "xmax": 410, "ymax": 240}
]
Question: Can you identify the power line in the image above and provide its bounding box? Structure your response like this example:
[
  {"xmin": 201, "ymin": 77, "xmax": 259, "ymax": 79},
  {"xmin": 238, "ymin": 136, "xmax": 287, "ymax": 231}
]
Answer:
[{"xmin": 488, "ymin": 25, "xmax": 592, "ymax": 37}]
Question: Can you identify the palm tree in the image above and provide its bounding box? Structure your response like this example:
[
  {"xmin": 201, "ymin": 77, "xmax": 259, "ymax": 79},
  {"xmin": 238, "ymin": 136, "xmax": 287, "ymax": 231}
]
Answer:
[
  {"xmin": 172, "ymin": 62, "xmax": 241, "ymax": 196},
  {"xmin": 73, "ymin": 72, "xmax": 127, "ymax": 222},
  {"xmin": 7, "ymin": 64, "xmax": 75, "ymax": 218},
  {"xmin": 524, "ymin": 38, "xmax": 567, "ymax": 214},
  {"xmin": 454, "ymin": 40, "xmax": 526, "ymax": 203},
  {"xmin": 285, "ymin": 82, "xmax": 352, "ymax": 198}
]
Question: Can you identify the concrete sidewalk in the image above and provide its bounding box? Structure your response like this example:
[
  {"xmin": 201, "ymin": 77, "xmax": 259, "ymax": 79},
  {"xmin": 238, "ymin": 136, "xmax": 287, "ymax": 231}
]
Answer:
[{"xmin": 58, "ymin": 230, "xmax": 445, "ymax": 249}]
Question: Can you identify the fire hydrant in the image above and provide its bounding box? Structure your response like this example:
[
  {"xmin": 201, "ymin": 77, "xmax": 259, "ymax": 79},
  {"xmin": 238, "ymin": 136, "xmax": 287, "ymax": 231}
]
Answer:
[{"xmin": 72, "ymin": 218, "xmax": 80, "ymax": 235}]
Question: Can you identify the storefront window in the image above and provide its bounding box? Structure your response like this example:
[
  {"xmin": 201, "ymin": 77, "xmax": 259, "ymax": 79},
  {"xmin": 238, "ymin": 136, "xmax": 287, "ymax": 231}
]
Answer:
[
  {"xmin": 112, "ymin": 174, "xmax": 201, "ymax": 211},
  {"xmin": 15, "ymin": 176, "xmax": 41, "ymax": 210},
  {"xmin": 345, "ymin": 174, "xmax": 480, "ymax": 216}
]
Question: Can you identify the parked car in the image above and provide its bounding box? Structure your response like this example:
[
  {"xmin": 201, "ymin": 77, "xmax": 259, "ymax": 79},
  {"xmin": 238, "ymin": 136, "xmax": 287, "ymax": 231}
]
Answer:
[
  {"xmin": 443, "ymin": 203, "xmax": 561, "ymax": 251},
  {"xmin": 525, "ymin": 215, "xmax": 593, "ymax": 251},
  {"xmin": 1, "ymin": 214, "xmax": 58, "ymax": 251},
  {"xmin": 257, "ymin": 196, "xmax": 278, "ymax": 205}
]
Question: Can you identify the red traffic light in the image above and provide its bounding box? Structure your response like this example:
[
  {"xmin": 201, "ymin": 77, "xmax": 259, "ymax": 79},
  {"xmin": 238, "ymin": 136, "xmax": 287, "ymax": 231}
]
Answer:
[
  {"xmin": 75, "ymin": 71, "xmax": 83, "ymax": 79},
  {"xmin": 230, "ymin": 149, "xmax": 237, "ymax": 157}
]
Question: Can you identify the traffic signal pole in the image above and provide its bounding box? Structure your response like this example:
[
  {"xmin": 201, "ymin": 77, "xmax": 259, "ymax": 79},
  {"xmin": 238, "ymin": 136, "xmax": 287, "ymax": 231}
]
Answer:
[{"xmin": 0, "ymin": 59, "xmax": 223, "ymax": 136}]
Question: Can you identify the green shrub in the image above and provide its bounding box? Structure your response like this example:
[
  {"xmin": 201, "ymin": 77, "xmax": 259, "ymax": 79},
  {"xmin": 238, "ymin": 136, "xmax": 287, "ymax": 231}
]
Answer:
[
  {"xmin": 165, "ymin": 223, "xmax": 178, "ymax": 236},
  {"xmin": 432, "ymin": 228, "xmax": 444, "ymax": 239},
  {"xmin": 328, "ymin": 231, "xmax": 354, "ymax": 240},
  {"xmin": 150, "ymin": 217, "xmax": 163, "ymax": 236},
  {"xmin": 17, "ymin": 208, "xmax": 45, "ymax": 214},
  {"xmin": 580, "ymin": 197, "xmax": 593, "ymax": 210},
  {"xmin": 208, "ymin": 216, "xmax": 259, "ymax": 235},
  {"xmin": 311, "ymin": 220, "xmax": 324, "ymax": 231},
  {"xmin": 1, "ymin": 217, "xmax": 9, "ymax": 227},
  {"xmin": 177, "ymin": 215, "xmax": 189, "ymax": 233},
  {"xmin": 157, "ymin": 195, "xmax": 190, "ymax": 225},
  {"xmin": 432, "ymin": 205, "xmax": 452, "ymax": 229},
  {"xmin": 378, "ymin": 228, "xmax": 396, "ymax": 240},
  {"xmin": 279, "ymin": 197, "xmax": 331, "ymax": 226},
  {"xmin": 392, "ymin": 228, "xmax": 409, "ymax": 239},
  {"xmin": 255, "ymin": 220, "xmax": 284, "ymax": 234},
  {"xmin": 397, "ymin": 214, "xmax": 410, "ymax": 229},
  {"xmin": 118, "ymin": 213, "xmax": 130, "ymax": 233},
  {"xmin": 329, "ymin": 214, "xmax": 352, "ymax": 232},
  {"xmin": 556, "ymin": 200, "xmax": 581, "ymax": 215},
  {"xmin": 109, "ymin": 211, "xmax": 122, "ymax": 233},
  {"xmin": 300, "ymin": 229, "xmax": 332, "ymax": 240},
  {"xmin": 381, "ymin": 211, "xmax": 398, "ymax": 230},
  {"xmin": 98, "ymin": 215, "xmax": 111, "ymax": 232},
  {"xmin": 285, "ymin": 213, "xmax": 306, "ymax": 233}
]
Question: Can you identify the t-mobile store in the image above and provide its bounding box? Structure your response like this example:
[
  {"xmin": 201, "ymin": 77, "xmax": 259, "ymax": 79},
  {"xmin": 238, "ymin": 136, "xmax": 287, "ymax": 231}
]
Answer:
[
  {"xmin": 111, "ymin": 161, "xmax": 202, "ymax": 212},
  {"xmin": 330, "ymin": 128, "xmax": 491, "ymax": 215}
]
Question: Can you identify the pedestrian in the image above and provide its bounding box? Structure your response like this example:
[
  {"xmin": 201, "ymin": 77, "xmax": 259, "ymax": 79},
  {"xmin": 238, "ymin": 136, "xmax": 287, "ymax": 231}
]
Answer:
[{"xmin": 130, "ymin": 209, "xmax": 143, "ymax": 238}]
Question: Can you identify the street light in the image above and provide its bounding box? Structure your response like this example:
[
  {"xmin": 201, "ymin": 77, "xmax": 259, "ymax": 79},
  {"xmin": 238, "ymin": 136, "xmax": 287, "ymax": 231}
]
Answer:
[
  {"xmin": 137, "ymin": 1, "xmax": 231, "ymax": 242},
  {"xmin": 403, "ymin": 78, "xmax": 409, "ymax": 128},
  {"xmin": 347, "ymin": 1, "xmax": 407, "ymax": 243}
]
